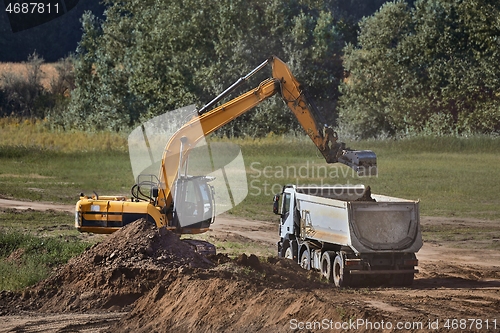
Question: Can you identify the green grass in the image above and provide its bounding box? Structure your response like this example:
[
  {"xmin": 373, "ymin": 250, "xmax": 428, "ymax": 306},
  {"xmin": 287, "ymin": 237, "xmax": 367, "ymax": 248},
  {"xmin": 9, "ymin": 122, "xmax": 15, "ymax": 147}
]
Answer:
[
  {"xmin": 228, "ymin": 135, "xmax": 500, "ymax": 221},
  {"xmin": 1, "ymin": 131, "xmax": 499, "ymax": 220},
  {"xmin": 421, "ymin": 223, "xmax": 500, "ymax": 250},
  {"xmin": 0, "ymin": 117, "xmax": 132, "ymax": 203},
  {"xmin": 0, "ymin": 208, "xmax": 71, "ymax": 229},
  {"xmin": 0, "ymin": 209, "xmax": 94, "ymax": 291},
  {"xmin": 0, "ymin": 146, "xmax": 132, "ymax": 203},
  {"xmin": 182, "ymin": 232, "xmax": 275, "ymax": 258},
  {"xmin": 0, "ymin": 228, "xmax": 90, "ymax": 291}
]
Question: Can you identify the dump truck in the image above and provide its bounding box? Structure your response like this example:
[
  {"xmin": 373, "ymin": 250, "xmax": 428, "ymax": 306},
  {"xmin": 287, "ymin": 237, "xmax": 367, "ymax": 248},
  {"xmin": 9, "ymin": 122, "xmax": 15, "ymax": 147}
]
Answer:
[{"xmin": 274, "ymin": 185, "xmax": 422, "ymax": 287}]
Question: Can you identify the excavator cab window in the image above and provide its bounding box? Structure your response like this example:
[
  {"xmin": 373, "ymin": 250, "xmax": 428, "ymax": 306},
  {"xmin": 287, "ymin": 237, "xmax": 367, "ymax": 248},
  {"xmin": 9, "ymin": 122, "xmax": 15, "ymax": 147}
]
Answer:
[
  {"xmin": 199, "ymin": 182, "xmax": 214, "ymax": 220},
  {"xmin": 174, "ymin": 176, "xmax": 214, "ymax": 229},
  {"xmin": 183, "ymin": 180, "xmax": 199, "ymax": 216}
]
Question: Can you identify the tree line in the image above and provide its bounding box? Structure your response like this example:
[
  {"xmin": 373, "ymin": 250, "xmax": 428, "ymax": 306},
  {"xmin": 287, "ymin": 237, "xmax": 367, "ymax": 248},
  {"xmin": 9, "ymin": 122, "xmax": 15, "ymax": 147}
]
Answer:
[
  {"xmin": 1, "ymin": 0, "xmax": 498, "ymax": 137},
  {"xmin": 339, "ymin": 0, "xmax": 500, "ymax": 138}
]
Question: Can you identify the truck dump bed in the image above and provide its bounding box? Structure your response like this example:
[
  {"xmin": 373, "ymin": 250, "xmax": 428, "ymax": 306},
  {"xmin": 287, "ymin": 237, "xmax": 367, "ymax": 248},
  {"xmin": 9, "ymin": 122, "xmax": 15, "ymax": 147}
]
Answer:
[{"xmin": 294, "ymin": 186, "xmax": 422, "ymax": 254}]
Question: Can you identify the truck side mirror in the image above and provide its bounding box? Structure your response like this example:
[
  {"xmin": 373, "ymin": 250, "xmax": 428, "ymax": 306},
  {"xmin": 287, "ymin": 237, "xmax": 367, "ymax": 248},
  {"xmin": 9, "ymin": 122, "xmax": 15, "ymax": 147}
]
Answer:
[{"xmin": 273, "ymin": 194, "xmax": 280, "ymax": 215}]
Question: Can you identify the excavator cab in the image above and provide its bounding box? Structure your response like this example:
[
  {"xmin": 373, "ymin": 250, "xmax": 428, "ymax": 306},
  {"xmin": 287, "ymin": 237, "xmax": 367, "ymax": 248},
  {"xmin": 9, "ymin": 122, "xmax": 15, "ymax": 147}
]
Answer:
[
  {"xmin": 172, "ymin": 175, "xmax": 215, "ymax": 232},
  {"xmin": 131, "ymin": 173, "xmax": 215, "ymax": 233}
]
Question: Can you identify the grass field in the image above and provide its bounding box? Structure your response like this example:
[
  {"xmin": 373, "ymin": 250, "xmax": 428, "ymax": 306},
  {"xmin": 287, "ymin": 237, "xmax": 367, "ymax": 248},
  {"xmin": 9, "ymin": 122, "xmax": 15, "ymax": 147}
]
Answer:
[
  {"xmin": 0, "ymin": 209, "xmax": 91, "ymax": 291},
  {"xmin": 1, "ymin": 119, "xmax": 499, "ymax": 220},
  {"xmin": 226, "ymin": 135, "xmax": 500, "ymax": 220}
]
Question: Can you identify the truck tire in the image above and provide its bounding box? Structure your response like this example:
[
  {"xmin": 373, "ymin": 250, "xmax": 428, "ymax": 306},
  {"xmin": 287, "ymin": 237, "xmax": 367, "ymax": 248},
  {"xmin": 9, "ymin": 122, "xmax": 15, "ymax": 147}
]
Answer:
[
  {"xmin": 321, "ymin": 251, "xmax": 335, "ymax": 282},
  {"xmin": 333, "ymin": 253, "xmax": 350, "ymax": 288},
  {"xmin": 281, "ymin": 240, "xmax": 297, "ymax": 260},
  {"xmin": 281, "ymin": 241, "xmax": 293, "ymax": 260},
  {"xmin": 300, "ymin": 248, "xmax": 311, "ymax": 270}
]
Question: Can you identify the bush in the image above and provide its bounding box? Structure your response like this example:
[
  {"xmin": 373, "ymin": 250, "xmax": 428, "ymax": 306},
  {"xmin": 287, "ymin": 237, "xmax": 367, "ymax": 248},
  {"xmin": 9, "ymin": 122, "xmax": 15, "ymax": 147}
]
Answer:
[
  {"xmin": 0, "ymin": 52, "xmax": 46, "ymax": 118},
  {"xmin": 0, "ymin": 54, "xmax": 75, "ymax": 120}
]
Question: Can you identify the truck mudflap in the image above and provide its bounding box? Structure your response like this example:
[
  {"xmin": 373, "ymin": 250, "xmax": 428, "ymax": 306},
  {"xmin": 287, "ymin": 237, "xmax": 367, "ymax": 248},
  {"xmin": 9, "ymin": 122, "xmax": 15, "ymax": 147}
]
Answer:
[
  {"xmin": 348, "ymin": 269, "xmax": 419, "ymax": 275},
  {"xmin": 342, "ymin": 253, "xmax": 418, "ymax": 287}
]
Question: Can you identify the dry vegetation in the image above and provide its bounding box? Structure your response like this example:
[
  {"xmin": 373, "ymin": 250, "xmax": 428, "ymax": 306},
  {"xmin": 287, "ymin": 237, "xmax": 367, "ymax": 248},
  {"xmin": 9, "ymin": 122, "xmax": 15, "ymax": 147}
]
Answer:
[
  {"xmin": 0, "ymin": 118, "xmax": 128, "ymax": 152},
  {"xmin": 0, "ymin": 62, "xmax": 57, "ymax": 90}
]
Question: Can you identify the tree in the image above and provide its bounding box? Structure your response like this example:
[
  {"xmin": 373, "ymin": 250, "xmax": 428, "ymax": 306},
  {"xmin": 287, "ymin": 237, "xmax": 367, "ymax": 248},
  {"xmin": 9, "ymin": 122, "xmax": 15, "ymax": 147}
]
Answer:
[
  {"xmin": 65, "ymin": 0, "xmax": 355, "ymax": 134},
  {"xmin": 338, "ymin": 0, "xmax": 500, "ymax": 138}
]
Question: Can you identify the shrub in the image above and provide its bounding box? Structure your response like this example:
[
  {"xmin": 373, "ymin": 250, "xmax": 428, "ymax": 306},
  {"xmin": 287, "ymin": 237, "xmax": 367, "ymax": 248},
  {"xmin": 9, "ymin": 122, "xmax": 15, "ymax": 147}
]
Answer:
[{"xmin": 0, "ymin": 52, "xmax": 46, "ymax": 118}]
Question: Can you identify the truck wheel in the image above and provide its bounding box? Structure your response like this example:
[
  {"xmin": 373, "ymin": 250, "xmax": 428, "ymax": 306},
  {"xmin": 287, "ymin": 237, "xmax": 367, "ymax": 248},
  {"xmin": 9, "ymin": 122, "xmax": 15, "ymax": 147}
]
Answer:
[
  {"xmin": 280, "ymin": 240, "xmax": 297, "ymax": 260},
  {"xmin": 300, "ymin": 249, "xmax": 311, "ymax": 270},
  {"xmin": 321, "ymin": 251, "xmax": 335, "ymax": 282},
  {"xmin": 284, "ymin": 247, "xmax": 294, "ymax": 260},
  {"xmin": 333, "ymin": 253, "xmax": 350, "ymax": 288}
]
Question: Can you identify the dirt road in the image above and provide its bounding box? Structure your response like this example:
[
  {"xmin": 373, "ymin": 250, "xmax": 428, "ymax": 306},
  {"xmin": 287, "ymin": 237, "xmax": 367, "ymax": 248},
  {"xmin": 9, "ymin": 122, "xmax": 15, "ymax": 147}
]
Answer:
[
  {"xmin": 0, "ymin": 199, "xmax": 499, "ymax": 332},
  {"xmin": 0, "ymin": 313, "xmax": 124, "ymax": 333},
  {"xmin": 0, "ymin": 198, "xmax": 74, "ymax": 213}
]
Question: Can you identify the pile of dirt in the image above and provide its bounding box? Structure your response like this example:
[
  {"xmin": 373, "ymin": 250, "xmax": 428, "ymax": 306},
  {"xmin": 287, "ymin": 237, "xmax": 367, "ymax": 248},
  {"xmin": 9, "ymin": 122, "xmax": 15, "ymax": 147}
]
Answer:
[
  {"xmin": 106, "ymin": 249, "xmax": 414, "ymax": 333},
  {"xmin": 108, "ymin": 258, "xmax": 394, "ymax": 333},
  {"xmin": 0, "ymin": 219, "xmax": 213, "ymax": 314},
  {"xmin": 1, "ymin": 217, "xmax": 371, "ymax": 332},
  {"xmin": 1, "ymin": 216, "xmax": 373, "ymax": 332}
]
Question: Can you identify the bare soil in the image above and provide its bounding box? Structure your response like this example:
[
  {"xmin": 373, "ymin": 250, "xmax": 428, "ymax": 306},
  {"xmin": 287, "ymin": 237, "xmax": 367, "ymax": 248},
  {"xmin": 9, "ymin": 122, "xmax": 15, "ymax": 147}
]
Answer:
[{"xmin": 0, "ymin": 199, "xmax": 499, "ymax": 333}]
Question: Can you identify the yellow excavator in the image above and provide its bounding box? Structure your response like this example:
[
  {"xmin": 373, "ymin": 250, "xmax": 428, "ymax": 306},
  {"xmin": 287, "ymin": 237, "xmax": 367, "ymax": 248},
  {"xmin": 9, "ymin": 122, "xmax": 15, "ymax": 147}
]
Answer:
[{"xmin": 75, "ymin": 56, "xmax": 377, "ymax": 235}]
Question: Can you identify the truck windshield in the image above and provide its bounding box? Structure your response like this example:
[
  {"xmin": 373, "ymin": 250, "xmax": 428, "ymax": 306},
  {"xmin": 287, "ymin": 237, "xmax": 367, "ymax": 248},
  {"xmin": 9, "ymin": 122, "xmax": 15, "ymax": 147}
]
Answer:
[{"xmin": 282, "ymin": 193, "xmax": 291, "ymax": 222}]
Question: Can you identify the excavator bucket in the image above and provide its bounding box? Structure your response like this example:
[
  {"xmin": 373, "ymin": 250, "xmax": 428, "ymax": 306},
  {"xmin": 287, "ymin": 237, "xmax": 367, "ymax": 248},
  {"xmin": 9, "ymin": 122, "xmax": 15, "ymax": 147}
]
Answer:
[
  {"xmin": 338, "ymin": 150, "xmax": 378, "ymax": 177},
  {"xmin": 317, "ymin": 127, "xmax": 377, "ymax": 177}
]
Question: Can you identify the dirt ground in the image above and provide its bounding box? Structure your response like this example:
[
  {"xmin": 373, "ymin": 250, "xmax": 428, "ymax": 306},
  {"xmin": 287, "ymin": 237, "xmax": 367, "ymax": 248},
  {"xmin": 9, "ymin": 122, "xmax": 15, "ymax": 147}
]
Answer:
[{"xmin": 0, "ymin": 199, "xmax": 499, "ymax": 332}]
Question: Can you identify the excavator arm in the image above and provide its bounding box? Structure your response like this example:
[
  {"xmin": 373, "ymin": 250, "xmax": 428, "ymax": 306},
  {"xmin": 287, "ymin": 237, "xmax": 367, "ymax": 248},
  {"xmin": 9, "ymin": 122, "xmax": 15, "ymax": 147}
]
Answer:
[
  {"xmin": 156, "ymin": 77, "xmax": 279, "ymax": 210},
  {"xmin": 156, "ymin": 56, "xmax": 377, "ymax": 215},
  {"xmin": 270, "ymin": 58, "xmax": 377, "ymax": 175}
]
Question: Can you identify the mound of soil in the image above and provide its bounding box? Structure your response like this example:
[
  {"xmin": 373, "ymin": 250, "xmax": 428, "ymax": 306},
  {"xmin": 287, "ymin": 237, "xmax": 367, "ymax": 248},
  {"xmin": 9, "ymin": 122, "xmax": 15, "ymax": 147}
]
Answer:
[
  {"xmin": 109, "ymin": 256, "xmax": 408, "ymax": 333},
  {"xmin": 0, "ymin": 219, "xmax": 213, "ymax": 314},
  {"xmin": 2, "ymin": 218, "xmax": 364, "ymax": 332},
  {"xmin": 4, "ymin": 216, "xmax": 498, "ymax": 332}
]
